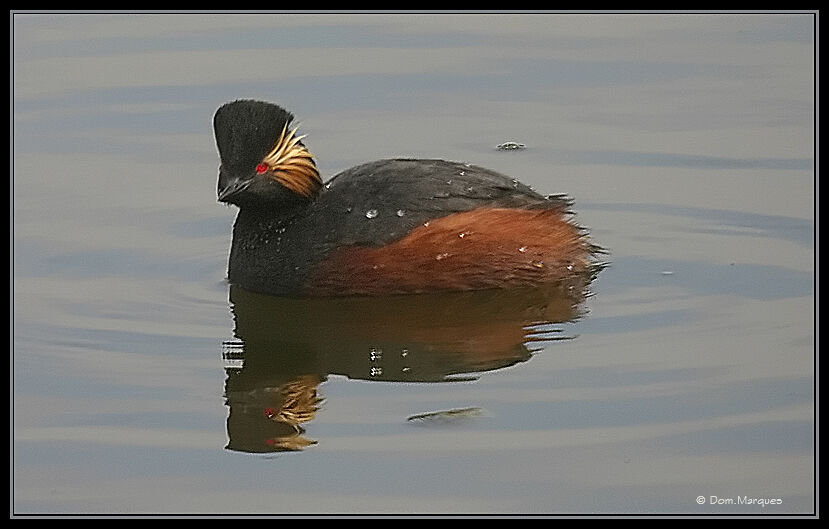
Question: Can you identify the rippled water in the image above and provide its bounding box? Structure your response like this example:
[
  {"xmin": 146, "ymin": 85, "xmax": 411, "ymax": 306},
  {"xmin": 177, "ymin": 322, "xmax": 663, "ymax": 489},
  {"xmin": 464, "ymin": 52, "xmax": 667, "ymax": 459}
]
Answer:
[{"xmin": 13, "ymin": 13, "xmax": 815, "ymax": 515}]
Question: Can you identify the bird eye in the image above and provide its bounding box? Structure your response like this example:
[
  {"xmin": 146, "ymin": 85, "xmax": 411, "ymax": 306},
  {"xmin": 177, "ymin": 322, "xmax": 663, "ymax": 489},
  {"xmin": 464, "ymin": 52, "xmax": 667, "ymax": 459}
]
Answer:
[{"xmin": 255, "ymin": 163, "xmax": 269, "ymax": 174}]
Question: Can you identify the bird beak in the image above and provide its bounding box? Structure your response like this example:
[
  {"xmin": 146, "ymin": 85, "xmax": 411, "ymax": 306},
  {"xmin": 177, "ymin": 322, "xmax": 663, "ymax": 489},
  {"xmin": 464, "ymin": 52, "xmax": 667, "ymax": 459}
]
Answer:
[{"xmin": 217, "ymin": 171, "xmax": 253, "ymax": 202}]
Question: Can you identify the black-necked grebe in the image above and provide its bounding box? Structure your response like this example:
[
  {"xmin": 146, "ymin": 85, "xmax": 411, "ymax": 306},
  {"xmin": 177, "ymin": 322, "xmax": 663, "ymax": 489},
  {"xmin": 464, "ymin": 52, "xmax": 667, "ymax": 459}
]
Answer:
[{"xmin": 214, "ymin": 99, "xmax": 600, "ymax": 296}]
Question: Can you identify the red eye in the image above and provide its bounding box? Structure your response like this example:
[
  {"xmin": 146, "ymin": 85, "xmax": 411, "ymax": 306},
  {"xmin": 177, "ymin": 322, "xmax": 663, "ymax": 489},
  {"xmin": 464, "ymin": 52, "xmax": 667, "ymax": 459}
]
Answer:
[{"xmin": 255, "ymin": 163, "xmax": 269, "ymax": 174}]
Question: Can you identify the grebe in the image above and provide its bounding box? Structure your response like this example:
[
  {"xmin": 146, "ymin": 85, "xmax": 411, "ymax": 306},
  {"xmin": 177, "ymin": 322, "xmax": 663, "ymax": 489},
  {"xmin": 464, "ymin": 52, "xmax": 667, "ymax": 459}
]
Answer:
[{"xmin": 214, "ymin": 99, "xmax": 600, "ymax": 297}]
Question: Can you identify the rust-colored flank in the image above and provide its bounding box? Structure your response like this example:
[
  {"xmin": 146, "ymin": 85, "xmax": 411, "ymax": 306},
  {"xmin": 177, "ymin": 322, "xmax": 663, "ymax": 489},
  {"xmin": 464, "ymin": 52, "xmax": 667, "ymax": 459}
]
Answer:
[{"xmin": 305, "ymin": 207, "xmax": 592, "ymax": 296}]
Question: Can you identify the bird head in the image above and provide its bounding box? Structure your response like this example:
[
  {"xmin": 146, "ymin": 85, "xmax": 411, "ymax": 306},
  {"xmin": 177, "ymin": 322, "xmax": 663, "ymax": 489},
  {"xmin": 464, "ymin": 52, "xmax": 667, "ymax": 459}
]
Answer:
[{"xmin": 213, "ymin": 99, "xmax": 322, "ymax": 207}]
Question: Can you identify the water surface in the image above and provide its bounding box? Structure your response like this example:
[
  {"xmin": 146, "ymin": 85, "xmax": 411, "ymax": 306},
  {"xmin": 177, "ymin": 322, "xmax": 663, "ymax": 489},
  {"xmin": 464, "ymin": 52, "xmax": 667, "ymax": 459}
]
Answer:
[{"xmin": 13, "ymin": 12, "xmax": 815, "ymax": 515}]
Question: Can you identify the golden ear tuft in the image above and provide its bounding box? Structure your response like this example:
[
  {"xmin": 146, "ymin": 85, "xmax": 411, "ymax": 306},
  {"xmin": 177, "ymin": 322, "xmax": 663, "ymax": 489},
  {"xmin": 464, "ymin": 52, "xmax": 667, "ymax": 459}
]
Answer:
[{"xmin": 261, "ymin": 123, "xmax": 322, "ymax": 198}]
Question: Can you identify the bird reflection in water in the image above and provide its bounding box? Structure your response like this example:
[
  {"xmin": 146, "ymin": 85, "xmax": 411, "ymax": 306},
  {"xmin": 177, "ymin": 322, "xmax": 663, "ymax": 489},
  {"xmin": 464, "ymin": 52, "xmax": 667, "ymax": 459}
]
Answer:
[{"xmin": 222, "ymin": 267, "xmax": 602, "ymax": 453}]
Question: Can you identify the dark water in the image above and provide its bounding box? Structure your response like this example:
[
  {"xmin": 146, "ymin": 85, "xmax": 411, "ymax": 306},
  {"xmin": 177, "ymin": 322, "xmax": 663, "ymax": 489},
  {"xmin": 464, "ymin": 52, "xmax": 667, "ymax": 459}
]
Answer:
[{"xmin": 13, "ymin": 13, "xmax": 815, "ymax": 515}]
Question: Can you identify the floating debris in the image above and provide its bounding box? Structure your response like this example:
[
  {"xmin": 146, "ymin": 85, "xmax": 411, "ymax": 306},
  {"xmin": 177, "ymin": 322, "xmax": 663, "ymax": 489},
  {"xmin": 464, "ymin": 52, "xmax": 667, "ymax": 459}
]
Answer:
[
  {"xmin": 496, "ymin": 141, "xmax": 526, "ymax": 151},
  {"xmin": 406, "ymin": 406, "xmax": 487, "ymax": 424}
]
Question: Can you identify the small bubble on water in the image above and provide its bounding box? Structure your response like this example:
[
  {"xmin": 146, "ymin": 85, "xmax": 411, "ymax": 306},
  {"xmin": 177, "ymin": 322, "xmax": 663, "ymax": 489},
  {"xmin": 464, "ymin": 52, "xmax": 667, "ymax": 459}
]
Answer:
[
  {"xmin": 532, "ymin": 260, "xmax": 545, "ymax": 268},
  {"xmin": 435, "ymin": 253, "xmax": 450, "ymax": 261},
  {"xmin": 518, "ymin": 246, "xmax": 527, "ymax": 253},
  {"xmin": 365, "ymin": 209, "xmax": 378, "ymax": 219},
  {"xmin": 396, "ymin": 209, "xmax": 406, "ymax": 217},
  {"xmin": 369, "ymin": 367, "xmax": 383, "ymax": 377},
  {"xmin": 369, "ymin": 348, "xmax": 383, "ymax": 361}
]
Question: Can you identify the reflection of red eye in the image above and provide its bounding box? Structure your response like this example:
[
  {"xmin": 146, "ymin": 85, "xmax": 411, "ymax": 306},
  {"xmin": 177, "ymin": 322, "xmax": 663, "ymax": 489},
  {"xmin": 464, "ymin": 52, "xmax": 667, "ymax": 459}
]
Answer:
[
  {"xmin": 256, "ymin": 163, "xmax": 269, "ymax": 174},
  {"xmin": 265, "ymin": 438, "xmax": 275, "ymax": 446},
  {"xmin": 264, "ymin": 407, "xmax": 275, "ymax": 418}
]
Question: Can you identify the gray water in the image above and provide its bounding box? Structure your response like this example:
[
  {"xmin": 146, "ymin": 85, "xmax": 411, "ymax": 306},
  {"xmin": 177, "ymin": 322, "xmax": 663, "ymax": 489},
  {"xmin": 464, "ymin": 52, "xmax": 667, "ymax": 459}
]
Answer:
[{"xmin": 12, "ymin": 13, "xmax": 815, "ymax": 515}]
